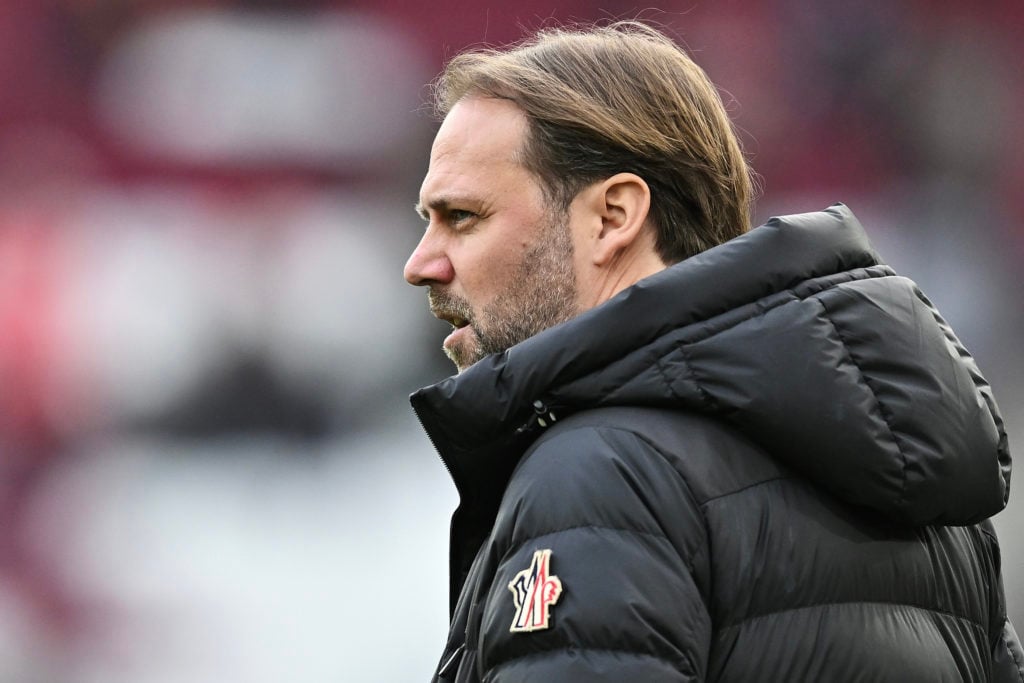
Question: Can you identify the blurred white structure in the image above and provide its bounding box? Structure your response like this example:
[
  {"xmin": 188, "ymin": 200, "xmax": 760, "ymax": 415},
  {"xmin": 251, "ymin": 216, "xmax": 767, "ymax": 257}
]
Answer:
[
  {"xmin": 27, "ymin": 413, "xmax": 457, "ymax": 682},
  {"xmin": 94, "ymin": 9, "xmax": 427, "ymax": 168}
]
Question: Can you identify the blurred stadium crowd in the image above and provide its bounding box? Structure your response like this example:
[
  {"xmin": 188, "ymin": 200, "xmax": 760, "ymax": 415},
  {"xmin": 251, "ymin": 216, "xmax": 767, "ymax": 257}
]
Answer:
[{"xmin": 1, "ymin": 1, "xmax": 1022, "ymax": 680}]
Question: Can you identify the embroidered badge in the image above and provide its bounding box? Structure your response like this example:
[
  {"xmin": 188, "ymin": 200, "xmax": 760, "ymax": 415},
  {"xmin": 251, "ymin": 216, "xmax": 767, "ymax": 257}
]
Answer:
[{"xmin": 508, "ymin": 549, "xmax": 563, "ymax": 632}]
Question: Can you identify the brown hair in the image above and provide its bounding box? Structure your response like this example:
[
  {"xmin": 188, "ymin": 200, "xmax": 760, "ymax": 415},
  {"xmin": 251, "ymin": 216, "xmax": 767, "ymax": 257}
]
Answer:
[{"xmin": 433, "ymin": 21, "xmax": 753, "ymax": 263}]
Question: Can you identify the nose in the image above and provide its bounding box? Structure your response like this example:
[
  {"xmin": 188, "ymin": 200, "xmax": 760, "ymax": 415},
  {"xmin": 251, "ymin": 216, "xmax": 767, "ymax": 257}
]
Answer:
[{"xmin": 404, "ymin": 229, "xmax": 454, "ymax": 286}]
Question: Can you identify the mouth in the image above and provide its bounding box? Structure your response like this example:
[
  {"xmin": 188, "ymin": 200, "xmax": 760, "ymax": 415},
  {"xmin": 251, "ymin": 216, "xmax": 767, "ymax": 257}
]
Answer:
[
  {"xmin": 428, "ymin": 289, "xmax": 473, "ymax": 333},
  {"xmin": 438, "ymin": 313, "xmax": 469, "ymax": 329}
]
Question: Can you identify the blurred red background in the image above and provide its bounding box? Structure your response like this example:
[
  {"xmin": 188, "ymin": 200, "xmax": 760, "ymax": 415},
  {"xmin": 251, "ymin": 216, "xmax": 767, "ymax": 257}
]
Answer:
[{"xmin": 1, "ymin": 2, "xmax": 1022, "ymax": 680}]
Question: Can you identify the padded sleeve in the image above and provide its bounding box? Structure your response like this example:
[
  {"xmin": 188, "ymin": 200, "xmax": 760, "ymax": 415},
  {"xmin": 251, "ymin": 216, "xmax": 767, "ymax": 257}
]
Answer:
[{"xmin": 475, "ymin": 425, "xmax": 711, "ymax": 682}]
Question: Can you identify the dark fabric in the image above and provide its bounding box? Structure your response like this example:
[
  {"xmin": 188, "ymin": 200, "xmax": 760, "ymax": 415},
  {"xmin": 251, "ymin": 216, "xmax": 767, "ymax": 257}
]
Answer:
[{"xmin": 411, "ymin": 204, "xmax": 1021, "ymax": 682}]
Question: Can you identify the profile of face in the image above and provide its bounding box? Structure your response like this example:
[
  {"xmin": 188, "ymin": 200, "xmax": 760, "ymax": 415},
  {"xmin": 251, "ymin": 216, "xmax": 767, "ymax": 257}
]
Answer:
[{"xmin": 405, "ymin": 97, "xmax": 580, "ymax": 373}]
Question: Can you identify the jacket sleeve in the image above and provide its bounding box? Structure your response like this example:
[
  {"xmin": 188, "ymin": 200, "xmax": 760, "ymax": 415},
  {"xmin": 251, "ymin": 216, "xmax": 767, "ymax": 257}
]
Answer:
[{"xmin": 474, "ymin": 424, "xmax": 711, "ymax": 682}]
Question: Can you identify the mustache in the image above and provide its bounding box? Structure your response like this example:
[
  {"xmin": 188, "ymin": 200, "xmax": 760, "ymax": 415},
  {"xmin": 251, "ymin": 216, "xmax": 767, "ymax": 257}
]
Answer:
[{"xmin": 428, "ymin": 288, "xmax": 474, "ymax": 322}]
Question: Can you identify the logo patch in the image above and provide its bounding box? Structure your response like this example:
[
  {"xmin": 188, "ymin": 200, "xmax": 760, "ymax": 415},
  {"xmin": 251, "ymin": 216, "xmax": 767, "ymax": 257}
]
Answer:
[{"xmin": 508, "ymin": 549, "xmax": 563, "ymax": 632}]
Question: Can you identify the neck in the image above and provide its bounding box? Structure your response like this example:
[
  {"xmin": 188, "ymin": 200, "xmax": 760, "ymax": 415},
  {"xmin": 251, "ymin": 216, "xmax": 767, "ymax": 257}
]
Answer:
[{"xmin": 582, "ymin": 247, "xmax": 667, "ymax": 310}]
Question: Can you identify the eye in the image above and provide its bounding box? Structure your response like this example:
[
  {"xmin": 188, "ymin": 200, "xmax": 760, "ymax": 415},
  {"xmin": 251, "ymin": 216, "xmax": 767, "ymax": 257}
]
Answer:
[{"xmin": 448, "ymin": 209, "xmax": 476, "ymax": 225}]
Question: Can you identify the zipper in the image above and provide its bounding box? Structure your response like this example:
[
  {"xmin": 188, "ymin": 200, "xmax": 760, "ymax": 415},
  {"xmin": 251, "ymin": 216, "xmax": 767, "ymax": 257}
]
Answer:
[
  {"xmin": 411, "ymin": 395, "xmax": 472, "ymax": 618},
  {"xmin": 437, "ymin": 643, "xmax": 466, "ymax": 679},
  {"xmin": 409, "ymin": 395, "xmax": 454, "ymax": 481}
]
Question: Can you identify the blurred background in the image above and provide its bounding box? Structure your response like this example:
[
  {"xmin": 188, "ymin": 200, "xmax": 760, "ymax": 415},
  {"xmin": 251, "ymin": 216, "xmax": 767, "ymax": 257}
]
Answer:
[{"xmin": 0, "ymin": 1, "xmax": 1021, "ymax": 680}]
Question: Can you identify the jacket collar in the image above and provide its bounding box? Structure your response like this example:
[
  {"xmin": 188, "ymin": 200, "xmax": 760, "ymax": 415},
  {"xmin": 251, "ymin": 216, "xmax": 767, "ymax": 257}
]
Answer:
[
  {"xmin": 411, "ymin": 203, "xmax": 878, "ymax": 463},
  {"xmin": 411, "ymin": 203, "xmax": 1010, "ymax": 528}
]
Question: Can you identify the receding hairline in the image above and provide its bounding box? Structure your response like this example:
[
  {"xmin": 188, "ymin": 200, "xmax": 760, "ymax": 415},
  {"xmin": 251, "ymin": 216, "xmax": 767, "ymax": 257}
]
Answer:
[
  {"xmin": 415, "ymin": 96, "xmax": 550, "ymax": 223},
  {"xmin": 428, "ymin": 20, "xmax": 754, "ymax": 261}
]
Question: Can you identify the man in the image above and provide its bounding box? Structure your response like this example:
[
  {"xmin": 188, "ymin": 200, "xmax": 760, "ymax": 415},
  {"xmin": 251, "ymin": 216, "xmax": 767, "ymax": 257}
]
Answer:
[{"xmin": 405, "ymin": 22, "xmax": 1023, "ymax": 682}]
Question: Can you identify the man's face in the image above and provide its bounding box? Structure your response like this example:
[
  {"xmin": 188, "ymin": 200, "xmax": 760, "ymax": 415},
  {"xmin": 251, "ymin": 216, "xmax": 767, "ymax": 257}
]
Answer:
[{"xmin": 405, "ymin": 97, "xmax": 580, "ymax": 373}]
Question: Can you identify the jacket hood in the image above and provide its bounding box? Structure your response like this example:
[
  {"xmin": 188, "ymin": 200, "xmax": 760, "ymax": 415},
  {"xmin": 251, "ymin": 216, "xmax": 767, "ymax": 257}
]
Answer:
[{"xmin": 411, "ymin": 204, "xmax": 1011, "ymax": 527}]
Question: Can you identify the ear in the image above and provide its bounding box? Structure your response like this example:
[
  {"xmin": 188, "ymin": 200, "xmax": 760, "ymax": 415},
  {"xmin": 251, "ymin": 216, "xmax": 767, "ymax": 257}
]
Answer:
[{"xmin": 585, "ymin": 173, "xmax": 652, "ymax": 267}]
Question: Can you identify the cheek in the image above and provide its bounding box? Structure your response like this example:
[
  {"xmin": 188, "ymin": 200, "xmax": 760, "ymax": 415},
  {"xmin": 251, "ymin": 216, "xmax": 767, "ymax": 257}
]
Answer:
[
  {"xmin": 456, "ymin": 210, "xmax": 548, "ymax": 295},
  {"xmin": 464, "ymin": 238, "xmax": 529, "ymax": 283}
]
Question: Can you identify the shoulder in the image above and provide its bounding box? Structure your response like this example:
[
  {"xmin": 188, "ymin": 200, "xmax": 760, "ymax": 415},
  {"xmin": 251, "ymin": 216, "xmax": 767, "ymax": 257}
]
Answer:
[
  {"xmin": 507, "ymin": 407, "xmax": 693, "ymax": 513},
  {"xmin": 491, "ymin": 406, "xmax": 764, "ymax": 567},
  {"xmin": 514, "ymin": 406, "xmax": 788, "ymax": 507}
]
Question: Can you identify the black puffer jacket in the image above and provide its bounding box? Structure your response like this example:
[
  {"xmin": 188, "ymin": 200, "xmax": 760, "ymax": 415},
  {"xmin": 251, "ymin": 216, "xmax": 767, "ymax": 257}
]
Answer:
[{"xmin": 411, "ymin": 204, "xmax": 1024, "ymax": 682}]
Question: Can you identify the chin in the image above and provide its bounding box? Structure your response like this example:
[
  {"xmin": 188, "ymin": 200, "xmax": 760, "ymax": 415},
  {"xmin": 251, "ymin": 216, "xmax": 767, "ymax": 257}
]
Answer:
[
  {"xmin": 450, "ymin": 353, "xmax": 476, "ymax": 375},
  {"xmin": 444, "ymin": 332, "xmax": 482, "ymax": 374},
  {"xmin": 444, "ymin": 348, "xmax": 470, "ymax": 374}
]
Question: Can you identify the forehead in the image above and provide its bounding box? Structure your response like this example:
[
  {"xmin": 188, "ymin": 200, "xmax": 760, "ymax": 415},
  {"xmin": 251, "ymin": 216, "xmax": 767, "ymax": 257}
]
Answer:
[{"xmin": 419, "ymin": 97, "xmax": 531, "ymax": 203}]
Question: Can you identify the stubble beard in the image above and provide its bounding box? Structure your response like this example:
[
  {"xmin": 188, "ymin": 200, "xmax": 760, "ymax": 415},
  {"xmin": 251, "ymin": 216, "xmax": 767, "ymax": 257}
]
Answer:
[{"xmin": 430, "ymin": 213, "xmax": 578, "ymax": 373}]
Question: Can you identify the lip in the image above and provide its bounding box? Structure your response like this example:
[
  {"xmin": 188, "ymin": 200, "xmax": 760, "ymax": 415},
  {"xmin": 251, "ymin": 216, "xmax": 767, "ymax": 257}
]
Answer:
[
  {"xmin": 433, "ymin": 306, "xmax": 471, "ymax": 330},
  {"xmin": 432, "ymin": 308, "xmax": 468, "ymax": 327},
  {"xmin": 443, "ymin": 323, "xmax": 472, "ymax": 351}
]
